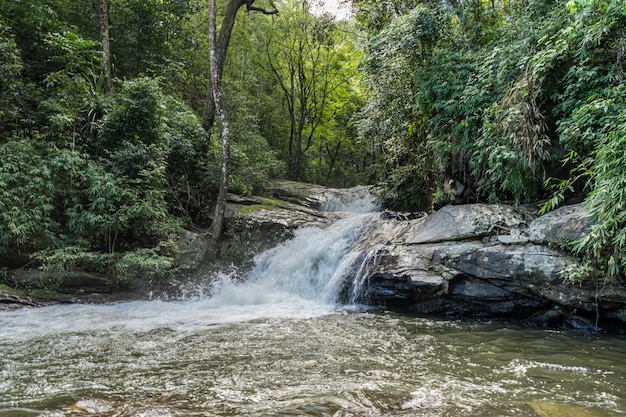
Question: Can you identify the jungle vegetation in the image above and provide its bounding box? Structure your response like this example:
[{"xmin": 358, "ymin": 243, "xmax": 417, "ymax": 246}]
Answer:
[{"xmin": 0, "ymin": 0, "xmax": 624, "ymax": 286}]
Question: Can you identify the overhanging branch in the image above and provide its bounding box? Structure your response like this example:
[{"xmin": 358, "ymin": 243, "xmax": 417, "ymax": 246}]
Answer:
[{"xmin": 245, "ymin": 0, "xmax": 278, "ymax": 14}]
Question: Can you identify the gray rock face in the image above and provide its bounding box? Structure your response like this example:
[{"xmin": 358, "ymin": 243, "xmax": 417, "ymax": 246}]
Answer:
[
  {"xmin": 225, "ymin": 180, "xmax": 377, "ymax": 231},
  {"xmin": 353, "ymin": 203, "xmax": 626, "ymax": 330},
  {"xmin": 224, "ymin": 181, "xmax": 341, "ymax": 230},
  {"xmin": 527, "ymin": 203, "xmax": 592, "ymax": 246},
  {"xmin": 403, "ymin": 204, "xmax": 531, "ymax": 244},
  {"xmin": 175, "ymin": 229, "xmax": 210, "ymax": 270}
]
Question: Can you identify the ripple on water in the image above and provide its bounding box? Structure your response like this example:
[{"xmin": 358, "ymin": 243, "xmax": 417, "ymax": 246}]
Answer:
[{"xmin": 1, "ymin": 308, "xmax": 626, "ymax": 416}]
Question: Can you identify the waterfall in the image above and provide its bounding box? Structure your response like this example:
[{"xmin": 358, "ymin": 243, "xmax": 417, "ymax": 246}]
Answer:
[{"xmin": 205, "ymin": 186, "xmax": 381, "ymax": 310}]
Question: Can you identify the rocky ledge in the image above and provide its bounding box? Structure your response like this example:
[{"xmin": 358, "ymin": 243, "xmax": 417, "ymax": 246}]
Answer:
[{"xmin": 353, "ymin": 203, "xmax": 626, "ymax": 331}]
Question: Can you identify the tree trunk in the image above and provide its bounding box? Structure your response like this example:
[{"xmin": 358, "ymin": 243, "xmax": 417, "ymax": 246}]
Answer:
[
  {"xmin": 202, "ymin": 0, "xmax": 278, "ymax": 132},
  {"xmin": 96, "ymin": 0, "xmax": 112, "ymax": 91},
  {"xmin": 210, "ymin": 0, "xmax": 231, "ymax": 242}
]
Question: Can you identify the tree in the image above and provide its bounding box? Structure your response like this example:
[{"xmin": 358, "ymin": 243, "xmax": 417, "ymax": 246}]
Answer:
[
  {"xmin": 95, "ymin": 0, "xmax": 112, "ymax": 91},
  {"xmin": 209, "ymin": 0, "xmax": 231, "ymax": 241},
  {"xmin": 259, "ymin": 3, "xmax": 363, "ymax": 181},
  {"xmin": 202, "ymin": 0, "xmax": 278, "ymax": 132}
]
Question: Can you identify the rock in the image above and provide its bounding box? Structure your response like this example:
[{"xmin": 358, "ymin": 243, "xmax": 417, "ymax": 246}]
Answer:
[
  {"xmin": 268, "ymin": 179, "xmax": 333, "ymax": 210},
  {"xmin": 497, "ymin": 229, "xmax": 530, "ymax": 244},
  {"xmin": 225, "ymin": 181, "xmax": 377, "ymax": 231},
  {"xmin": 527, "ymin": 203, "xmax": 592, "ymax": 246},
  {"xmin": 528, "ymin": 309, "xmax": 566, "ymax": 328},
  {"xmin": 439, "ymin": 244, "xmax": 569, "ymax": 284},
  {"xmin": 226, "ymin": 193, "xmax": 335, "ymax": 230},
  {"xmin": 0, "ymin": 285, "xmax": 39, "ymax": 309},
  {"xmin": 6, "ymin": 268, "xmax": 110, "ymax": 294},
  {"xmin": 175, "ymin": 229, "xmax": 210, "ymax": 270},
  {"xmin": 402, "ymin": 204, "xmax": 532, "ymax": 244},
  {"xmin": 68, "ymin": 399, "xmax": 115, "ymax": 414},
  {"xmin": 354, "ymin": 202, "xmax": 626, "ymax": 329},
  {"xmin": 529, "ymin": 401, "xmax": 604, "ymax": 417}
]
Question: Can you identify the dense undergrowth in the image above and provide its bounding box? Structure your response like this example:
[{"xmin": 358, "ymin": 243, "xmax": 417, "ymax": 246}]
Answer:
[{"xmin": 354, "ymin": 0, "xmax": 626, "ymax": 281}]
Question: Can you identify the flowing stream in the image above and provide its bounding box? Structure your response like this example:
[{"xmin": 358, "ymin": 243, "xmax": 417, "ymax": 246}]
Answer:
[{"xmin": 2, "ymin": 189, "xmax": 626, "ymax": 417}]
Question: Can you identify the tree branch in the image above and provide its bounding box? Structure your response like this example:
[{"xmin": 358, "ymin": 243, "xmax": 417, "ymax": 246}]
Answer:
[{"xmin": 245, "ymin": 0, "xmax": 278, "ymax": 14}]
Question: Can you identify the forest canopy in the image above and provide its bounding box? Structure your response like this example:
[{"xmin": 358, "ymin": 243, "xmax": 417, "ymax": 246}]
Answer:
[{"xmin": 1, "ymin": 0, "xmax": 625, "ymax": 283}]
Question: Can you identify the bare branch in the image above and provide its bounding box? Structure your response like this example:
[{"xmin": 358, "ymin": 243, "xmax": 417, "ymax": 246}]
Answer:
[{"xmin": 245, "ymin": 0, "xmax": 278, "ymax": 14}]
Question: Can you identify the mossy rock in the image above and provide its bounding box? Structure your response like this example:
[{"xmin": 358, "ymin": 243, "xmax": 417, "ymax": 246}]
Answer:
[{"xmin": 0, "ymin": 284, "xmax": 40, "ymax": 308}]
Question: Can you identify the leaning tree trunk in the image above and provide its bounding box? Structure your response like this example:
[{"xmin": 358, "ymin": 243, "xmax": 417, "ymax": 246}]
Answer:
[
  {"xmin": 95, "ymin": 0, "xmax": 112, "ymax": 91},
  {"xmin": 209, "ymin": 0, "xmax": 231, "ymax": 242}
]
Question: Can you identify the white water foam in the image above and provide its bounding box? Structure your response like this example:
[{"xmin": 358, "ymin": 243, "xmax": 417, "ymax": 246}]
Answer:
[{"xmin": 203, "ymin": 186, "xmax": 380, "ymax": 312}]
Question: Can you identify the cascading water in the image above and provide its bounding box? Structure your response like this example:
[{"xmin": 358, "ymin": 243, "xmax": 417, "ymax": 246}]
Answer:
[{"xmin": 203, "ymin": 186, "xmax": 381, "ymax": 313}]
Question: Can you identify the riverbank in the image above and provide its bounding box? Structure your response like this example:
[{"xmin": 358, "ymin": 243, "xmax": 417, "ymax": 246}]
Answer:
[{"xmin": 2, "ymin": 180, "xmax": 626, "ymax": 333}]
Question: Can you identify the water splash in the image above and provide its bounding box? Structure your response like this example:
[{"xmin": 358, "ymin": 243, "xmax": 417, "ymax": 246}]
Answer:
[{"xmin": 205, "ymin": 186, "xmax": 381, "ymax": 310}]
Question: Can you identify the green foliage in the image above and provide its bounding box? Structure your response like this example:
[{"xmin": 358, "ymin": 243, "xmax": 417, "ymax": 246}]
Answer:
[
  {"xmin": 35, "ymin": 246, "xmax": 114, "ymax": 277},
  {"xmin": 358, "ymin": 5, "xmax": 443, "ymax": 209},
  {"xmin": 253, "ymin": 2, "xmax": 368, "ymax": 183},
  {"xmin": 97, "ymin": 78, "xmax": 166, "ymax": 153},
  {"xmin": 357, "ymin": 0, "xmax": 625, "ymax": 214},
  {"xmin": 113, "ymin": 248, "xmax": 174, "ymax": 284},
  {"xmin": 0, "ymin": 140, "xmax": 61, "ymax": 253},
  {"xmin": 0, "ymin": 22, "xmax": 22, "ymax": 138},
  {"xmin": 164, "ymin": 97, "xmax": 218, "ymax": 225},
  {"xmin": 108, "ymin": 0, "xmax": 195, "ymax": 77},
  {"xmin": 568, "ymin": 85, "xmax": 626, "ymax": 278}
]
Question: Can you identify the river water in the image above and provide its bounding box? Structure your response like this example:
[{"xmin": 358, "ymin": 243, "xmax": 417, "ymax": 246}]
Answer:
[{"xmin": 1, "ymin": 189, "xmax": 626, "ymax": 417}]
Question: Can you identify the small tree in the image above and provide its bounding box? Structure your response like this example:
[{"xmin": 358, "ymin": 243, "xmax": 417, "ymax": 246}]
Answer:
[
  {"xmin": 208, "ymin": 0, "xmax": 231, "ymax": 241},
  {"xmin": 204, "ymin": 0, "xmax": 278, "ymax": 240}
]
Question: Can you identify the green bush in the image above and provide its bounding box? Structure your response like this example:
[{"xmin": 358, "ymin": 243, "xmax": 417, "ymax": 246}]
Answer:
[
  {"xmin": 0, "ymin": 140, "xmax": 62, "ymax": 253},
  {"xmin": 569, "ymin": 86, "xmax": 626, "ymax": 278}
]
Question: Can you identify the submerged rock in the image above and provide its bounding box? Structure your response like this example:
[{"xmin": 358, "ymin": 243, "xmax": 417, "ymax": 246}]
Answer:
[{"xmin": 529, "ymin": 401, "xmax": 605, "ymax": 417}]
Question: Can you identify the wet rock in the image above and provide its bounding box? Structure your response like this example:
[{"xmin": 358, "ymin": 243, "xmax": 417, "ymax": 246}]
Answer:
[
  {"xmin": 528, "ymin": 309, "xmax": 566, "ymax": 328},
  {"xmin": 529, "ymin": 401, "xmax": 605, "ymax": 417},
  {"xmin": 6, "ymin": 268, "xmax": 110, "ymax": 294},
  {"xmin": 225, "ymin": 193, "xmax": 334, "ymax": 230},
  {"xmin": 0, "ymin": 285, "xmax": 39, "ymax": 309},
  {"xmin": 268, "ymin": 179, "xmax": 334, "ymax": 210}
]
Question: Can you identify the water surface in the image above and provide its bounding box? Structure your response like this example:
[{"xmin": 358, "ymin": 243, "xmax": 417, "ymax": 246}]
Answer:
[{"xmin": 2, "ymin": 302, "xmax": 625, "ymax": 417}]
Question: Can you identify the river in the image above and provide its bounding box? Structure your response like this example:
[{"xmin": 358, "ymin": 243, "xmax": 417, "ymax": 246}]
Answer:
[{"xmin": 1, "ymin": 189, "xmax": 626, "ymax": 417}]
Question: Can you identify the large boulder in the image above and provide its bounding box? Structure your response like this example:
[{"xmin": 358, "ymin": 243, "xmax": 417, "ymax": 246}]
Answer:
[
  {"xmin": 401, "ymin": 204, "xmax": 533, "ymax": 244},
  {"xmin": 356, "ymin": 203, "xmax": 626, "ymax": 330},
  {"xmin": 527, "ymin": 203, "xmax": 592, "ymax": 246}
]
